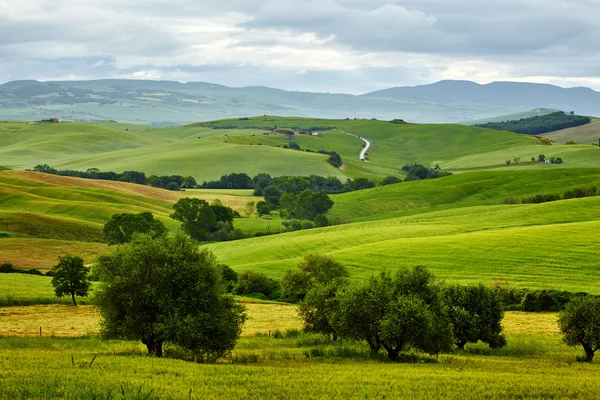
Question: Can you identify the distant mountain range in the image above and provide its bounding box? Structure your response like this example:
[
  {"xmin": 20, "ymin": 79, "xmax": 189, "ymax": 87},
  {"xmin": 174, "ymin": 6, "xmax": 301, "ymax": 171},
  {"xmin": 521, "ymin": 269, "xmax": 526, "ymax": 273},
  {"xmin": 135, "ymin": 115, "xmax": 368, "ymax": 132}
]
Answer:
[{"xmin": 0, "ymin": 79, "xmax": 598, "ymax": 125}]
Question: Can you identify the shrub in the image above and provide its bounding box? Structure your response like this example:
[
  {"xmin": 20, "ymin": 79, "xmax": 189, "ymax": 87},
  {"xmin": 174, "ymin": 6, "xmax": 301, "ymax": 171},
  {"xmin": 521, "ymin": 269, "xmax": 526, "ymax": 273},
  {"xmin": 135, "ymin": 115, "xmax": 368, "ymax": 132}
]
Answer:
[
  {"xmin": 565, "ymin": 140, "xmax": 578, "ymax": 145},
  {"xmin": 0, "ymin": 262, "xmax": 16, "ymax": 273},
  {"xmin": 235, "ymin": 271, "xmax": 278, "ymax": 297}
]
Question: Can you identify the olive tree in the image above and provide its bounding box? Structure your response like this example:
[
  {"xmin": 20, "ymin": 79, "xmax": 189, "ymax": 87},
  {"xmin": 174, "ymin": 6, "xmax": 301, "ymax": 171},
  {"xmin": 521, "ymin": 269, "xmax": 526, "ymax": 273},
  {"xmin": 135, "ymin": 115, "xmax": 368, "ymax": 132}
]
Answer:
[
  {"xmin": 444, "ymin": 284, "xmax": 506, "ymax": 350},
  {"xmin": 559, "ymin": 296, "xmax": 600, "ymax": 362},
  {"xmin": 94, "ymin": 233, "xmax": 246, "ymax": 360},
  {"xmin": 50, "ymin": 255, "xmax": 91, "ymax": 306},
  {"xmin": 333, "ymin": 267, "xmax": 453, "ymax": 361}
]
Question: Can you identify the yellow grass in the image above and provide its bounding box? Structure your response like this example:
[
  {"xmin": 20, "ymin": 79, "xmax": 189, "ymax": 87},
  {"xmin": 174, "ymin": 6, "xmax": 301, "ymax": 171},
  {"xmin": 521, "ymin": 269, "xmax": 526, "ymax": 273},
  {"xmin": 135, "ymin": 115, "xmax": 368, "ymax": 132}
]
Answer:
[
  {"xmin": 0, "ymin": 303, "xmax": 302, "ymax": 338},
  {"xmin": 5, "ymin": 170, "xmax": 255, "ymax": 213}
]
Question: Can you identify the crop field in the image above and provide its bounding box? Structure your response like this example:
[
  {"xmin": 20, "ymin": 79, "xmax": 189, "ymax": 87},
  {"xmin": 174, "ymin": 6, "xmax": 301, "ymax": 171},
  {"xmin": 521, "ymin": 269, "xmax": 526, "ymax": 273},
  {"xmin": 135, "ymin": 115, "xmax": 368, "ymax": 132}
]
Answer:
[
  {"xmin": 545, "ymin": 118, "xmax": 600, "ymax": 144},
  {"xmin": 1, "ymin": 307, "xmax": 599, "ymax": 399}
]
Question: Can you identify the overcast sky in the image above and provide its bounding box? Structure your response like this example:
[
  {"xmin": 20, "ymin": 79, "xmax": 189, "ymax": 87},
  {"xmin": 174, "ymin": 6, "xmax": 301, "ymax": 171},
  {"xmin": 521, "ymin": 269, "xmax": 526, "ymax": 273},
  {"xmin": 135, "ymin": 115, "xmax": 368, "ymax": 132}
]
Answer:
[{"xmin": 1, "ymin": 0, "xmax": 599, "ymax": 93}]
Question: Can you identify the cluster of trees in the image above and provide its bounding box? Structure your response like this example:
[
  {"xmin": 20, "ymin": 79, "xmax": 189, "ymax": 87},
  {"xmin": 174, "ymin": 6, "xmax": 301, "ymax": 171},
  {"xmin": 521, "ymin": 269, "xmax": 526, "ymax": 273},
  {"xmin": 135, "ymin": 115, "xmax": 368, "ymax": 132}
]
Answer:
[
  {"xmin": 281, "ymin": 256, "xmax": 506, "ymax": 360},
  {"xmin": 503, "ymin": 186, "xmax": 597, "ymax": 205},
  {"xmin": 402, "ymin": 164, "xmax": 452, "ymax": 181},
  {"xmin": 257, "ymin": 185, "xmax": 334, "ymax": 223},
  {"xmin": 46, "ymin": 242, "xmax": 600, "ymax": 363},
  {"xmin": 33, "ymin": 165, "xmax": 197, "ymax": 191},
  {"xmin": 202, "ymin": 173, "xmax": 377, "ymax": 196},
  {"xmin": 476, "ymin": 112, "xmax": 591, "ymax": 135}
]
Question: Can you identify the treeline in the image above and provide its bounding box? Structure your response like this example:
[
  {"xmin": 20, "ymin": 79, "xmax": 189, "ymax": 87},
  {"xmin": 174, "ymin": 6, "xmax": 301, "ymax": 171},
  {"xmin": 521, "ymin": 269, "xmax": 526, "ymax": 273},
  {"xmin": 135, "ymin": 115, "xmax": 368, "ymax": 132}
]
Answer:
[
  {"xmin": 504, "ymin": 186, "xmax": 597, "ymax": 205},
  {"xmin": 33, "ymin": 165, "xmax": 197, "ymax": 191},
  {"xmin": 476, "ymin": 112, "xmax": 591, "ymax": 135},
  {"xmin": 204, "ymin": 173, "xmax": 377, "ymax": 195}
]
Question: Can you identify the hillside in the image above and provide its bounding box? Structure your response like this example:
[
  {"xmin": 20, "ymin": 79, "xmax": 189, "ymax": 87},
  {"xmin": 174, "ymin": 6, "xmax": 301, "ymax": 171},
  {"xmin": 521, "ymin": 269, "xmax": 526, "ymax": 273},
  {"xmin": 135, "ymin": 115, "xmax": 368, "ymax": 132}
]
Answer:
[
  {"xmin": 2, "ymin": 79, "xmax": 600, "ymax": 125},
  {"xmin": 545, "ymin": 119, "xmax": 600, "ymax": 144},
  {"xmin": 475, "ymin": 112, "xmax": 591, "ymax": 135}
]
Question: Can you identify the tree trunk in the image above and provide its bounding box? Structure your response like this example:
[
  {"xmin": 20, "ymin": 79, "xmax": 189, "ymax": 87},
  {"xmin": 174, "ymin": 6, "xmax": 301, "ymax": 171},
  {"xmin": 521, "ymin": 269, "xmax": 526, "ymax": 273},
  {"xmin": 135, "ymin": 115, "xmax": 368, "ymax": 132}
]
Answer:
[
  {"xmin": 154, "ymin": 340, "xmax": 164, "ymax": 358},
  {"xmin": 457, "ymin": 341, "xmax": 466, "ymax": 351},
  {"xmin": 382, "ymin": 344, "xmax": 400, "ymax": 361},
  {"xmin": 583, "ymin": 344, "xmax": 595, "ymax": 362},
  {"xmin": 71, "ymin": 292, "xmax": 77, "ymax": 307}
]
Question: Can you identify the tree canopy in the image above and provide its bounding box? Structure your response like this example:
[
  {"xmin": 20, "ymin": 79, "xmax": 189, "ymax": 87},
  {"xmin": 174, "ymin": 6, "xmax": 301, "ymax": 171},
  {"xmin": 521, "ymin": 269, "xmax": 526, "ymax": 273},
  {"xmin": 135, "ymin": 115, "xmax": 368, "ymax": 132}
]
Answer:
[
  {"xmin": 103, "ymin": 212, "xmax": 167, "ymax": 245},
  {"xmin": 50, "ymin": 255, "xmax": 91, "ymax": 306},
  {"xmin": 94, "ymin": 233, "xmax": 246, "ymax": 360},
  {"xmin": 559, "ymin": 296, "xmax": 600, "ymax": 362}
]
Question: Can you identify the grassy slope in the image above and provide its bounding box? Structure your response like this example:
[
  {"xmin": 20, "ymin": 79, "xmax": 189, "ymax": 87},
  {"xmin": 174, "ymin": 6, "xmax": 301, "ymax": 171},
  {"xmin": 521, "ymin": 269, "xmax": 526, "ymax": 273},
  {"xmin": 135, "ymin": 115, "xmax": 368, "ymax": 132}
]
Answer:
[
  {"xmin": 0, "ymin": 121, "xmax": 345, "ymax": 181},
  {"xmin": 0, "ymin": 170, "xmax": 271, "ymax": 270},
  {"xmin": 545, "ymin": 118, "xmax": 600, "ymax": 144},
  {"xmin": 207, "ymin": 170, "xmax": 600, "ymax": 293}
]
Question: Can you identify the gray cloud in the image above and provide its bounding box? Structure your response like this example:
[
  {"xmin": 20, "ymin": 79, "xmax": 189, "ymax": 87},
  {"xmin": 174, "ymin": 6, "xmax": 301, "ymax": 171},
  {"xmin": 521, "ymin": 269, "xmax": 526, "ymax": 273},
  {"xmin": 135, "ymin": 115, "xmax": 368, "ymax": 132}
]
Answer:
[{"xmin": 0, "ymin": 0, "xmax": 599, "ymax": 92}]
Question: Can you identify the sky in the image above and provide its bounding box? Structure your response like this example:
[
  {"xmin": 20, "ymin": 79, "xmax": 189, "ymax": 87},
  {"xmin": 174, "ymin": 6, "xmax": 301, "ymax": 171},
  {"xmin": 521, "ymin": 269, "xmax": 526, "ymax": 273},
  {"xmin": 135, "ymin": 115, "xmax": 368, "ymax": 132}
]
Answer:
[{"xmin": 1, "ymin": 0, "xmax": 600, "ymax": 93}]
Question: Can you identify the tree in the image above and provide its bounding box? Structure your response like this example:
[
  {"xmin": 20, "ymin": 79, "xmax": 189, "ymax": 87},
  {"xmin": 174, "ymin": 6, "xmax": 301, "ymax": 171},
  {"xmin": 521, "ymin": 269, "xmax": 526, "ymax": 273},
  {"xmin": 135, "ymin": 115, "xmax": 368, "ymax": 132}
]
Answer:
[
  {"xmin": 50, "ymin": 255, "xmax": 91, "ymax": 306},
  {"xmin": 559, "ymin": 296, "xmax": 600, "ymax": 362},
  {"xmin": 244, "ymin": 201, "xmax": 255, "ymax": 217},
  {"xmin": 333, "ymin": 267, "xmax": 453, "ymax": 361},
  {"xmin": 234, "ymin": 270, "xmax": 277, "ymax": 298},
  {"xmin": 538, "ymin": 154, "xmax": 546, "ymax": 162},
  {"xmin": 281, "ymin": 254, "xmax": 349, "ymax": 302},
  {"xmin": 444, "ymin": 284, "xmax": 506, "ymax": 350},
  {"xmin": 256, "ymin": 201, "xmax": 271, "ymax": 216},
  {"xmin": 282, "ymin": 254, "xmax": 349, "ymax": 337},
  {"xmin": 94, "ymin": 234, "xmax": 246, "ymax": 360},
  {"xmin": 103, "ymin": 212, "xmax": 167, "ymax": 245},
  {"xmin": 171, "ymin": 198, "xmax": 235, "ymax": 241},
  {"xmin": 263, "ymin": 186, "xmax": 283, "ymax": 208}
]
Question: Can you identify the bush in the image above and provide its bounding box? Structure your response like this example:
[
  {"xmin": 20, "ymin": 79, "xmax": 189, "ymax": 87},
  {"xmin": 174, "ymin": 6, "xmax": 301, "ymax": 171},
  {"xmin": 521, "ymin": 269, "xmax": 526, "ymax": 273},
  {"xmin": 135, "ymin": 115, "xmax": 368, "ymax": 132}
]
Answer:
[
  {"xmin": 565, "ymin": 140, "xmax": 578, "ymax": 145},
  {"xmin": 0, "ymin": 262, "xmax": 16, "ymax": 273},
  {"xmin": 235, "ymin": 271, "xmax": 278, "ymax": 297},
  {"xmin": 380, "ymin": 176, "xmax": 402, "ymax": 186}
]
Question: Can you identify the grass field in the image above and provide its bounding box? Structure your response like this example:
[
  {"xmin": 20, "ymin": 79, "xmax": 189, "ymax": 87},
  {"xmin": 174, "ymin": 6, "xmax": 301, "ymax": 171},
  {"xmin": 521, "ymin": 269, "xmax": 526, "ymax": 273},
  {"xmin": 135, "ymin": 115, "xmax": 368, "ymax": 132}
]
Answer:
[
  {"xmin": 0, "ymin": 307, "xmax": 598, "ymax": 399},
  {"xmin": 545, "ymin": 118, "xmax": 600, "ymax": 144}
]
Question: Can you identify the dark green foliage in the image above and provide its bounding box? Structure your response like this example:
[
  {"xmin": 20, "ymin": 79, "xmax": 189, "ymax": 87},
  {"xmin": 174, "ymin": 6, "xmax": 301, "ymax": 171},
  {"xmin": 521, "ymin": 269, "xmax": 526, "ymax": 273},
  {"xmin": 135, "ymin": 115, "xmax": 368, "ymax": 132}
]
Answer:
[
  {"xmin": 94, "ymin": 234, "xmax": 246, "ymax": 360},
  {"xmin": 444, "ymin": 284, "xmax": 506, "ymax": 350},
  {"xmin": 380, "ymin": 176, "xmax": 402, "ymax": 186},
  {"xmin": 476, "ymin": 112, "xmax": 591, "ymax": 135},
  {"xmin": 327, "ymin": 152, "xmax": 342, "ymax": 168},
  {"xmin": 202, "ymin": 173, "xmax": 253, "ymax": 189},
  {"xmin": 564, "ymin": 187, "xmax": 597, "ymax": 199},
  {"xmin": 402, "ymin": 164, "xmax": 452, "ymax": 181},
  {"xmin": 333, "ymin": 267, "xmax": 454, "ymax": 361},
  {"xmin": 263, "ymin": 186, "xmax": 283, "ymax": 208},
  {"xmin": 345, "ymin": 177, "xmax": 375, "ymax": 191},
  {"xmin": 282, "ymin": 219, "xmax": 315, "ymax": 232},
  {"xmin": 50, "ymin": 255, "xmax": 91, "ymax": 306},
  {"xmin": 103, "ymin": 212, "xmax": 167, "ymax": 245},
  {"xmin": 520, "ymin": 290, "xmax": 572, "ymax": 312},
  {"xmin": 217, "ymin": 264, "xmax": 238, "ymax": 293},
  {"xmin": 314, "ymin": 214, "xmax": 329, "ymax": 227},
  {"xmin": 256, "ymin": 201, "xmax": 271, "ymax": 216},
  {"xmin": 0, "ymin": 263, "xmax": 43, "ymax": 276},
  {"xmin": 559, "ymin": 296, "xmax": 600, "ymax": 362},
  {"xmin": 521, "ymin": 193, "xmax": 562, "ymax": 204},
  {"xmin": 503, "ymin": 186, "xmax": 598, "ymax": 206},
  {"xmin": 283, "ymin": 254, "xmax": 349, "ymax": 337},
  {"xmin": 281, "ymin": 254, "xmax": 349, "ymax": 303},
  {"xmin": 234, "ymin": 270, "xmax": 278, "ymax": 298},
  {"xmin": 278, "ymin": 190, "xmax": 334, "ymax": 221},
  {"xmin": 170, "ymin": 198, "xmax": 242, "ymax": 242},
  {"xmin": 288, "ymin": 141, "xmax": 301, "ymax": 150}
]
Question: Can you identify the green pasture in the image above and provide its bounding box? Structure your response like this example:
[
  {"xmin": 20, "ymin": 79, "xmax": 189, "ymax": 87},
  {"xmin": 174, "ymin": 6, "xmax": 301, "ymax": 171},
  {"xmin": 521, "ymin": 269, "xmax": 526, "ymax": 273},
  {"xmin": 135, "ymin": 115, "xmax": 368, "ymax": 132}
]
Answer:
[
  {"xmin": 0, "ymin": 331, "xmax": 598, "ymax": 399},
  {"xmin": 207, "ymin": 195, "xmax": 600, "ymax": 293}
]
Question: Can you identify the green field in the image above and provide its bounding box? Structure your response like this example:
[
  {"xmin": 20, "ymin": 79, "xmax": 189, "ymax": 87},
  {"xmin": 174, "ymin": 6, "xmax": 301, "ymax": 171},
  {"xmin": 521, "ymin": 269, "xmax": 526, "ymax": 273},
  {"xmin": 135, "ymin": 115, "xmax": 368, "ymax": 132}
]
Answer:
[{"xmin": 1, "ymin": 309, "xmax": 599, "ymax": 399}]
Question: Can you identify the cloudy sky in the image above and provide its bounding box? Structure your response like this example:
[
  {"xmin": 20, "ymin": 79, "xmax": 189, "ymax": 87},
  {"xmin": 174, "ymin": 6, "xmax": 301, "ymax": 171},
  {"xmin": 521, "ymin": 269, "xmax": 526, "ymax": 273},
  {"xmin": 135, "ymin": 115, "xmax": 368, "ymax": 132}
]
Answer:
[{"xmin": 1, "ymin": 0, "xmax": 599, "ymax": 93}]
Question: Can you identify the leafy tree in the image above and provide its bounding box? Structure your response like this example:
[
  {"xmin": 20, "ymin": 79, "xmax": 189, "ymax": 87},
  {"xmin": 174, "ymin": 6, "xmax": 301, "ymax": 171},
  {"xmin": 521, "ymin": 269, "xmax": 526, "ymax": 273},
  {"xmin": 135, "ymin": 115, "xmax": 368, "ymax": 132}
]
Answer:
[
  {"xmin": 279, "ymin": 190, "xmax": 334, "ymax": 221},
  {"xmin": 288, "ymin": 141, "xmax": 301, "ymax": 150},
  {"xmin": 181, "ymin": 176, "xmax": 198, "ymax": 189},
  {"xmin": 538, "ymin": 154, "xmax": 546, "ymax": 162},
  {"xmin": 282, "ymin": 254, "xmax": 348, "ymax": 337},
  {"xmin": 281, "ymin": 254, "xmax": 348, "ymax": 302},
  {"xmin": 263, "ymin": 185, "xmax": 283, "ymax": 208},
  {"xmin": 50, "ymin": 255, "xmax": 91, "ymax": 306},
  {"xmin": 170, "ymin": 198, "xmax": 237, "ymax": 241},
  {"xmin": 314, "ymin": 214, "xmax": 329, "ymax": 227},
  {"xmin": 256, "ymin": 201, "xmax": 271, "ymax": 216},
  {"xmin": 103, "ymin": 212, "xmax": 167, "ymax": 245},
  {"xmin": 328, "ymin": 152, "xmax": 342, "ymax": 168},
  {"xmin": 210, "ymin": 199, "xmax": 235, "ymax": 224},
  {"xmin": 217, "ymin": 264, "xmax": 238, "ymax": 293},
  {"xmin": 234, "ymin": 270, "xmax": 277, "ymax": 297},
  {"xmin": 444, "ymin": 284, "xmax": 506, "ymax": 350},
  {"xmin": 333, "ymin": 267, "xmax": 453, "ymax": 361},
  {"xmin": 94, "ymin": 234, "xmax": 246, "ymax": 360},
  {"xmin": 559, "ymin": 296, "xmax": 600, "ymax": 362}
]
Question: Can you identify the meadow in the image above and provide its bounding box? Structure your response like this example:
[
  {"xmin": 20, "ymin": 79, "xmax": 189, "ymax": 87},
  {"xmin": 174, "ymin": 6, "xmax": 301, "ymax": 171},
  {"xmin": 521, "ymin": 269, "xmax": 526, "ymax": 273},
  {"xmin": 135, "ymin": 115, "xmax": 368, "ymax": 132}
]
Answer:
[{"xmin": 1, "ymin": 303, "xmax": 599, "ymax": 399}]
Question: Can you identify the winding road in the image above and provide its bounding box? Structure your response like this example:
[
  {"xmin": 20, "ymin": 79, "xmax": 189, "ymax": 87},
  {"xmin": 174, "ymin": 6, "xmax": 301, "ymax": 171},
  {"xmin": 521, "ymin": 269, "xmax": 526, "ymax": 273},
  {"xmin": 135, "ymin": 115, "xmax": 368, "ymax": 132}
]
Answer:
[{"xmin": 339, "ymin": 130, "xmax": 371, "ymax": 162}]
